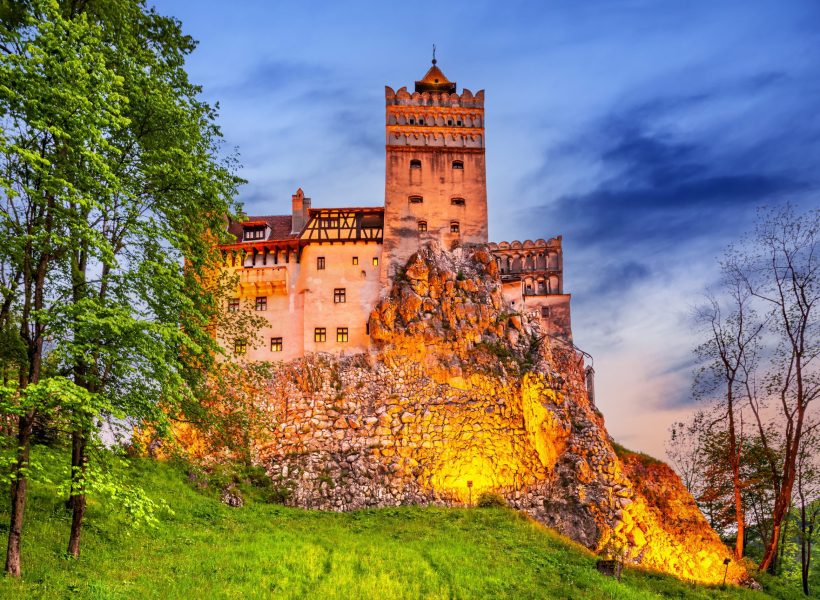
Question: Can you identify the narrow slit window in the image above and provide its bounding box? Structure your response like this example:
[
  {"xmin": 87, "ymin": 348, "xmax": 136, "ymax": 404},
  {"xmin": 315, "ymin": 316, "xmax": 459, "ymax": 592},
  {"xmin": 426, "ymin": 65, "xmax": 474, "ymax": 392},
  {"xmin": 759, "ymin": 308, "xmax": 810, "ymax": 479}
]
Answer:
[
  {"xmin": 372, "ymin": 257, "xmax": 379, "ymax": 266},
  {"xmin": 452, "ymin": 160, "xmax": 464, "ymax": 170},
  {"xmin": 334, "ymin": 288, "xmax": 346, "ymax": 303},
  {"xmin": 336, "ymin": 327, "xmax": 349, "ymax": 343},
  {"xmin": 255, "ymin": 296, "xmax": 267, "ymax": 311},
  {"xmin": 352, "ymin": 256, "xmax": 359, "ymax": 265},
  {"xmin": 450, "ymin": 221, "xmax": 460, "ymax": 234},
  {"xmin": 418, "ymin": 221, "xmax": 427, "ymax": 232},
  {"xmin": 270, "ymin": 337, "xmax": 283, "ymax": 352},
  {"xmin": 317, "ymin": 256, "xmax": 325, "ymax": 270},
  {"xmin": 314, "ymin": 328, "xmax": 326, "ymax": 343}
]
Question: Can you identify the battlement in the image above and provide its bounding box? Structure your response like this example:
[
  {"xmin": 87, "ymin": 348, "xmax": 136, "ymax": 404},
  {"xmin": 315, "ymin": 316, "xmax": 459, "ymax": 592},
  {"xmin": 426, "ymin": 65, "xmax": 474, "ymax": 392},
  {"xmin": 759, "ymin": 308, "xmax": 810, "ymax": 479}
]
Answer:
[{"xmin": 385, "ymin": 86, "xmax": 485, "ymax": 108}]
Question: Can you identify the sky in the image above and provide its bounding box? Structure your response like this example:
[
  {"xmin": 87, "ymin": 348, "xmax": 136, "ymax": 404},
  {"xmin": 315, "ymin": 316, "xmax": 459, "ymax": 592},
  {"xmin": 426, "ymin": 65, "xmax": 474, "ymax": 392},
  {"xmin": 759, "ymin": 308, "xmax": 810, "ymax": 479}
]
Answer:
[{"xmin": 155, "ymin": 0, "xmax": 820, "ymax": 459}]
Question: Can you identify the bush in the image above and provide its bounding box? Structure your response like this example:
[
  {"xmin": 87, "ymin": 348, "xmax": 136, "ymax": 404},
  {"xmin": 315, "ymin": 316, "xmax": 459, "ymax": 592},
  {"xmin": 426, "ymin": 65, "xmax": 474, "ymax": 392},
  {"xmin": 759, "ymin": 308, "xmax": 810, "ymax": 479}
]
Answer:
[{"xmin": 476, "ymin": 492, "xmax": 507, "ymax": 508}]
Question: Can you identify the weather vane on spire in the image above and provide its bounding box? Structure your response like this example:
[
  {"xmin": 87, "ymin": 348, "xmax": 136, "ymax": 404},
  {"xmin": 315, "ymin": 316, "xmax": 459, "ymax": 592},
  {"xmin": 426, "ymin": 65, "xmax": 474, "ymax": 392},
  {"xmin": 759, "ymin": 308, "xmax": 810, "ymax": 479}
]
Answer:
[{"xmin": 432, "ymin": 44, "xmax": 437, "ymax": 65}]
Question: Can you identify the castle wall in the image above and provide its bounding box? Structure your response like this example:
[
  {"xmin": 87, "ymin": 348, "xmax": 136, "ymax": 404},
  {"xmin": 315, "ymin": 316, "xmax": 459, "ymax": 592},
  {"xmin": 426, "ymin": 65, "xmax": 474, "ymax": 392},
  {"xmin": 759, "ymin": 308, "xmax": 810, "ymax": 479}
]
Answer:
[{"xmin": 298, "ymin": 243, "xmax": 382, "ymax": 355}]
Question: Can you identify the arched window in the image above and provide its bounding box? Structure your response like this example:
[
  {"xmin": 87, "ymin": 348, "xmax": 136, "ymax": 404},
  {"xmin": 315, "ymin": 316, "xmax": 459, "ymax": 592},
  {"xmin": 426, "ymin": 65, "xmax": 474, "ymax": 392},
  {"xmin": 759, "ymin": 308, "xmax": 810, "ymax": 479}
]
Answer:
[
  {"xmin": 451, "ymin": 197, "xmax": 465, "ymax": 206},
  {"xmin": 452, "ymin": 160, "xmax": 464, "ymax": 170},
  {"xmin": 409, "ymin": 196, "xmax": 423, "ymax": 204},
  {"xmin": 450, "ymin": 221, "xmax": 460, "ymax": 233},
  {"xmin": 418, "ymin": 220, "xmax": 427, "ymax": 232},
  {"xmin": 409, "ymin": 117, "xmax": 415, "ymax": 125},
  {"xmin": 410, "ymin": 159, "xmax": 421, "ymax": 169}
]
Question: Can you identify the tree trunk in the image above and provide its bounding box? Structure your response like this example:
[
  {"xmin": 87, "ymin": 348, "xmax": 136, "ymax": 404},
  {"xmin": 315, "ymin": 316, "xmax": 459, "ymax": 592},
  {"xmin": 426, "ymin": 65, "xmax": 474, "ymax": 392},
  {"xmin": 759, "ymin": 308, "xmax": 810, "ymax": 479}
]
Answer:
[
  {"xmin": 67, "ymin": 429, "xmax": 87, "ymax": 558},
  {"xmin": 5, "ymin": 413, "xmax": 34, "ymax": 577}
]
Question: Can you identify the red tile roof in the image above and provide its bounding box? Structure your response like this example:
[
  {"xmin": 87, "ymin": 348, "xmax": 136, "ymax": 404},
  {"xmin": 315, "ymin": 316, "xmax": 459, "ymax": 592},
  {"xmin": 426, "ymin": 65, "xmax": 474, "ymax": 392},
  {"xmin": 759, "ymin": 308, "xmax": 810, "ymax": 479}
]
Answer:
[{"xmin": 226, "ymin": 215, "xmax": 297, "ymax": 243}]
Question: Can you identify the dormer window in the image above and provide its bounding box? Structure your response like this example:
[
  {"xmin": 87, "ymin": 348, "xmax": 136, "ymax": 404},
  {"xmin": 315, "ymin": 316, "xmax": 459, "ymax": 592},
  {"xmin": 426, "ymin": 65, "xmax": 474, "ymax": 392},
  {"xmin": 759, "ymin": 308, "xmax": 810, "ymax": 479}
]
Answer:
[
  {"xmin": 451, "ymin": 198, "xmax": 465, "ymax": 206},
  {"xmin": 244, "ymin": 226, "xmax": 265, "ymax": 240},
  {"xmin": 452, "ymin": 160, "xmax": 464, "ymax": 170},
  {"xmin": 410, "ymin": 159, "xmax": 421, "ymax": 169},
  {"xmin": 409, "ymin": 196, "xmax": 423, "ymax": 204}
]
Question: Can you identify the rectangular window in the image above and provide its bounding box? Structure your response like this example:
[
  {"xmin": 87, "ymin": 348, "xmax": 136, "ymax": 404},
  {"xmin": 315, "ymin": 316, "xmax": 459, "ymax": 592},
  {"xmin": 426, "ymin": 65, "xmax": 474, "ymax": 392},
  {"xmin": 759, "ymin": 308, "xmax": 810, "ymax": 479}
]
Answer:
[
  {"xmin": 541, "ymin": 306, "xmax": 550, "ymax": 318},
  {"xmin": 352, "ymin": 256, "xmax": 359, "ymax": 265},
  {"xmin": 450, "ymin": 222, "xmax": 460, "ymax": 233},
  {"xmin": 336, "ymin": 327, "xmax": 349, "ymax": 343},
  {"xmin": 372, "ymin": 257, "xmax": 379, "ymax": 266},
  {"xmin": 244, "ymin": 226, "xmax": 265, "ymax": 240},
  {"xmin": 228, "ymin": 298, "xmax": 239, "ymax": 312},
  {"xmin": 314, "ymin": 327, "xmax": 326, "ymax": 343},
  {"xmin": 317, "ymin": 256, "xmax": 325, "ymax": 270},
  {"xmin": 234, "ymin": 339, "xmax": 246, "ymax": 355},
  {"xmin": 255, "ymin": 296, "xmax": 267, "ymax": 311},
  {"xmin": 270, "ymin": 337, "xmax": 283, "ymax": 352},
  {"xmin": 334, "ymin": 288, "xmax": 346, "ymax": 303}
]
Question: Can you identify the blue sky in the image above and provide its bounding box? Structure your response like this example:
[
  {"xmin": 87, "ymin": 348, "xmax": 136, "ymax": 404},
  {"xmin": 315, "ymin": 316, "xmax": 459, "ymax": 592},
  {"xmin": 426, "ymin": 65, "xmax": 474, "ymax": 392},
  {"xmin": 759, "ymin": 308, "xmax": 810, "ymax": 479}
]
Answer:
[{"xmin": 156, "ymin": 0, "xmax": 820, "ymax": 457}]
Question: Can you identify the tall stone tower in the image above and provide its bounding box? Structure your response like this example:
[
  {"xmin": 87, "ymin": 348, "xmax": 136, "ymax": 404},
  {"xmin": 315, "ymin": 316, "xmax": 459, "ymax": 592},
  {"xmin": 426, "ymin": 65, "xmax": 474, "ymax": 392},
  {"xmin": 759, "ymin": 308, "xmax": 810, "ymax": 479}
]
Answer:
[{"xmin": 381, "ymin": 59, "xmax": 487, "ymax": 282}]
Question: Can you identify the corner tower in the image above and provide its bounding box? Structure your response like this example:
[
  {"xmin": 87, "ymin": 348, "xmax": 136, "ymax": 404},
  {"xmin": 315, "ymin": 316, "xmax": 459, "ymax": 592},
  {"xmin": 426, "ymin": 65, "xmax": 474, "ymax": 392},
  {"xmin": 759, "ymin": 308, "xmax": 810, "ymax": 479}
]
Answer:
[{"xmin": 381, "ymin": 59, "xmax": 488, "ymax": 282}]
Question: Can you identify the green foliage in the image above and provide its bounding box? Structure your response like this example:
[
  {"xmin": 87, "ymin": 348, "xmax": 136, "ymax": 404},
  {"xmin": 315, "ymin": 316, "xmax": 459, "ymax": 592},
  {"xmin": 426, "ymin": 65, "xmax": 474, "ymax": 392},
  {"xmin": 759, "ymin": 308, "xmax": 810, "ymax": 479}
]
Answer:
[
  {"xmin": 476, "ymin": 491, "xmax": 507, "ymax": 508},
  {"xmin": 0, "ymin": 447, "xmax": 809, "ymax": 599}
]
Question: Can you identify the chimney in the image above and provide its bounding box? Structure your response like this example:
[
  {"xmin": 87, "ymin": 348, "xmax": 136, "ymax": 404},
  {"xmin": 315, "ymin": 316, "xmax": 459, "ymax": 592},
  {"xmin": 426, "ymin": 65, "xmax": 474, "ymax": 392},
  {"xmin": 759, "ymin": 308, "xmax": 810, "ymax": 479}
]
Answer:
[{"xmin": 291, "ymin": 188, "xmax": 311, "ymax": 234}]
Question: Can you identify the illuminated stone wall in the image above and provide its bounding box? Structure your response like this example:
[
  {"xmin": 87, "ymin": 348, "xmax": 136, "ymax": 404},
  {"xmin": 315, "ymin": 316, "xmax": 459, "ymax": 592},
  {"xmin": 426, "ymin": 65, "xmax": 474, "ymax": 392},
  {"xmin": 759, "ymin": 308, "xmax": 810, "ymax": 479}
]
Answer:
[{"xmin": 204, "ymin": 245, "xmax": 745, "ymax": 585}]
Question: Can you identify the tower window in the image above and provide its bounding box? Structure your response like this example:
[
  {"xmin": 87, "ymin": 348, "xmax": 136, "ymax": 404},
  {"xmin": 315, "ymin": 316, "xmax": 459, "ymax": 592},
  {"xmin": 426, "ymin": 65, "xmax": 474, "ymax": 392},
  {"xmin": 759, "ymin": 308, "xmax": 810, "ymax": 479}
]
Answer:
[
  {"xmin": 409, "ymin": 117, "xmax": 415, "ymax": 125},
  {"xmin": 317, "ymin": 256, "xmax": 325, "ymax": 270},
  {"xmin": 228, "ymin": 298, "xmax": 239, "ymax": 312},
  {"xmin": 352, "ymin": 256, "xmax": 359, "ymax": 265},
  {"xmin": 234, "ymin": 339, "xmax": 247, "ymax": 355},
  {"xmin": 452, "ymin": 160, "xmax": 464, "ymax": 170},
  {"xmin": 270, "ymin": 337, "xmax": 283, "ymax": 352},
  {"xmin": 447, "ymin": 119, "xmax": 453, "ymax": 126},
  {"xmin": 255, "ymin": 296, "xmax": 267, "ymax": 311},
  {"xmin": 409, "ymin": 196, "xmax": 423, "ymax": 204},
  {"xmin": 334, "ymin": 288, "xmax": 346, "ymax": 303},
  {"xmin": 314, "ymin": 328, "xmax": 326, "ymax": 343},
  {"xmin": 337, "ymin": 327, "xmax": 349, "ymax": 343},
  {"xmin": 418, "ymin": 221, "xmax": 427, "ymax": 232},
  {"xmin": 372, "ymin": 257, "xmax": 379, "ymax": 266},
  {"xmin": 451, "ymin": 197, "xmax": 466, "ymax": 206},
  {"xmin": 450, "ymin": 222, "xmax": 460, "ymax": 234},
  {"xmin": 410, "ymin": 159, "xmax": 421, "ymax": 169},
  {"xmin": 457, "ymin": 119, "xmax": 463, "ymax": 126}
]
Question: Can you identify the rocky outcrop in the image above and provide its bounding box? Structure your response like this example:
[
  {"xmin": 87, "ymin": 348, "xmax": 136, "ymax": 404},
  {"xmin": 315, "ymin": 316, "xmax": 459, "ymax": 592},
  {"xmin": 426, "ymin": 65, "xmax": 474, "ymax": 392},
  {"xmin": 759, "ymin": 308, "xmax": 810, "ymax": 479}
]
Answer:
[{"xmin": 188, "ymin": 244, "xmax": 745, "ymax": 585}]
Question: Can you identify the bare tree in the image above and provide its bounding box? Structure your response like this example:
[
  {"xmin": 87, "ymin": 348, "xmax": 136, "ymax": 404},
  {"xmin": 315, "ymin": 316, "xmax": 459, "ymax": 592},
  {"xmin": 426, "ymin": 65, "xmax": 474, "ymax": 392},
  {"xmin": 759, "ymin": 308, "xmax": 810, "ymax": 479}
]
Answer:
[
  {"xmin": 693, "ymin": 278, "xmax": 765, "ymax": 558},
  {"xmin": 727, "ymin": 205, "xmax": 820, "ymax": 573}
]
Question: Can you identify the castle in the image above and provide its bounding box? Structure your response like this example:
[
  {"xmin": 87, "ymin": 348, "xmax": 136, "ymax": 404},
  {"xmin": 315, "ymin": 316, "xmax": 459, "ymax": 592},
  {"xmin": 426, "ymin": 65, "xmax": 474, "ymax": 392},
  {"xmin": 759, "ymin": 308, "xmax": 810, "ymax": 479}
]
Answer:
[{"xmin": 218, "ymin": 60, "xmax": 571, "ymax": 361}]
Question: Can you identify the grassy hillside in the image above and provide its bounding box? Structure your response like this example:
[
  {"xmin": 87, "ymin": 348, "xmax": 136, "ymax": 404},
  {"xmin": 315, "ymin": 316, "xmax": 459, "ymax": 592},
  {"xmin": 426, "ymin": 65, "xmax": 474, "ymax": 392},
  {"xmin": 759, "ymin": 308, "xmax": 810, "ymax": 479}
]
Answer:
[{"xmin": 0, "ymin": 448, "xmax": 805, "ymax": 599}]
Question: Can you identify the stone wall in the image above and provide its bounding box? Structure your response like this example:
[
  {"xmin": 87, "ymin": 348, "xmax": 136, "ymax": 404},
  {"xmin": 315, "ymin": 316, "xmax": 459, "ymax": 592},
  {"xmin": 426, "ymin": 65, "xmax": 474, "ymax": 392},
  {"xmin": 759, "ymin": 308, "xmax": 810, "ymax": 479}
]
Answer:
[{"xmin": 194, "ymin": 245, "xmax": 746, "ymax": 586}]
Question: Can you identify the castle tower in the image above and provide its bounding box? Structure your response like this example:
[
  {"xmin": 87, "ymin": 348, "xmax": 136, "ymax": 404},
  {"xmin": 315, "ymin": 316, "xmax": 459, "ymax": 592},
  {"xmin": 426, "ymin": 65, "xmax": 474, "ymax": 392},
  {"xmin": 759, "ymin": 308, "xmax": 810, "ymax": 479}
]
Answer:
[{"xmin": 381, "ymin": 58, "xmax": 487, "ymax": 282}]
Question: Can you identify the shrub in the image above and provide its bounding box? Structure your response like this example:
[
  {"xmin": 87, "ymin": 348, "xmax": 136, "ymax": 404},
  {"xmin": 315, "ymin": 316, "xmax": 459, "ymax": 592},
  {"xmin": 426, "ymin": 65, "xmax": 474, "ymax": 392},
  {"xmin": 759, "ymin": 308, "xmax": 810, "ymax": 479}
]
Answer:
[{"xmin": 476, "ymin": 492, "xmax": 507, "ymax": 508}]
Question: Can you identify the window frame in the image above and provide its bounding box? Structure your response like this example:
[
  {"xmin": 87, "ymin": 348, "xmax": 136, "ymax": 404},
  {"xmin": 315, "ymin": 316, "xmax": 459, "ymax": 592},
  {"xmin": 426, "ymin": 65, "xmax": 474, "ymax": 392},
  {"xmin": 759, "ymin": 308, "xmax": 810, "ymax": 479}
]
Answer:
[
  {"xmin": 228, "ymin": 298, "xmax": 239, "ymax": 312},
  {"xmin": 452, "ymin": 160, "xmax": 464, "ymax": 170},
  {"xmin": 317, "ymin": 256, "xmax": 326, "ymax": 270},
  {"xmin": 451, "ymin": 197, "xmax": 466, "ymax": 206},
  {"xmin": 352, "ymin": 256, "xmax": 359, "ymax": 265},
  {"xmin": 336, "ymin": 327, "xmax": 349, "ymax": 343},
  {"xmin": 418, "ymin": 220, "xmax": 427, "ymax": 233},
  {"xmin": 270, "ymin": 337, "xmax": 283, "ymax": 352},
  {"xmin": 334, "ymin": 288, "xmax": 346, "ymax": 303},
  {"xmin": 409, "ymin": 195, "xmax": 424, "ymax": 204},
  {"xmin": 410, "ymin": 159, "xmax": 421, "ymax": 169},
  {"xmin": 372, "ymin": 257, "xmax": 379, "ymax": 267},
  {"xmin": 450, "ymin": 221, "xmax": 460, "ymax": 234},
  {"xmin": 314, "ymin": 327, "xmax": 326, "ymax": 343},
  {"xmin": 234, "ymin": 339, "xmax": 247, "ymax": 355},
  {"xmin": 255, "ymin": 296, "xmax": 267, "ymax": 311}
]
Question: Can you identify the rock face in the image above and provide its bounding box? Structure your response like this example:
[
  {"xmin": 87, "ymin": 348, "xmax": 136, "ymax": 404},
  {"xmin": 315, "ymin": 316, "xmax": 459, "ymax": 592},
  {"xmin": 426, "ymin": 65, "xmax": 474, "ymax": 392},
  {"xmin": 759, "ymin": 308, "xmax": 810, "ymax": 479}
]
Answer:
[{"xmin": 197, "ymin": 245, "xmax": 744, "ymax": 585}]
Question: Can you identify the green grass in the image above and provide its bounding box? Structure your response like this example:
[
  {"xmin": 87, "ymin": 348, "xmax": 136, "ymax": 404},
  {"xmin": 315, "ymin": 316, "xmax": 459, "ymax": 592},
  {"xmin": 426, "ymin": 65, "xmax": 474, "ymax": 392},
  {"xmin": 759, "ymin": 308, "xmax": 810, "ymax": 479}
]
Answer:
[{"xmin": 0, "ymin": 447, "xmax": 806, "ymax": 599}]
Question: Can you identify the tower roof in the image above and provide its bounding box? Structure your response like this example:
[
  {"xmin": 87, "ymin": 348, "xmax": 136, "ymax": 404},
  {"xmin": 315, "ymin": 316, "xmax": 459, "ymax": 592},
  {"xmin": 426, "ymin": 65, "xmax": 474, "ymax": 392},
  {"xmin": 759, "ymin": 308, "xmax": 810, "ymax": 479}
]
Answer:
[{"xmin": 415, "ymin": 61, "xmax": 457, "ymax": 94}]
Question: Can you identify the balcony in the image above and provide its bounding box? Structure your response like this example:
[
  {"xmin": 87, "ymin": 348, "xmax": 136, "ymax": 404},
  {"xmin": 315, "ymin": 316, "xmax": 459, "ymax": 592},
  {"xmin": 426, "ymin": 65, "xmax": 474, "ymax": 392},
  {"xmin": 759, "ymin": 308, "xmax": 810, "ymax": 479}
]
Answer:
[{"xmin": 239, "ymin": 267, "xmax": 288, "ymax": 295}]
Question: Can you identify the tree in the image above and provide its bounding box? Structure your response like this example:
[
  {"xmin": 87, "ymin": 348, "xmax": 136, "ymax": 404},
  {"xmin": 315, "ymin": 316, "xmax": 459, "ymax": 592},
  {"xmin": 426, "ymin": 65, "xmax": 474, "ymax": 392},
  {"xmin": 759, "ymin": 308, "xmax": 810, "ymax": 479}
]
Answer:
[
  {"xmin": 795, "ymin": 423, "xmax": 819, "ymax": 595},
  {"xmin": 0, "ymin": 0, "xmax": 245, "ymax": 574},
  {"xmin": 692, "ymin": 280, "xmax": 765, "ymax": 558}
]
